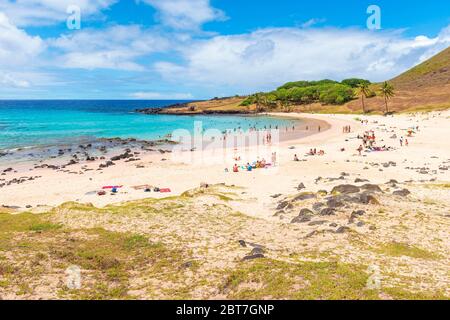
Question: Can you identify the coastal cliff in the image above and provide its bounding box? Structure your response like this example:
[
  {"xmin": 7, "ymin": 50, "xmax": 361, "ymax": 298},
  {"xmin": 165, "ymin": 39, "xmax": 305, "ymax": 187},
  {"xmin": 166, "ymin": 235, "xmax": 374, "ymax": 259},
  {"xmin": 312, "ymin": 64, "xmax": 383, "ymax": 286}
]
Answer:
[{"xmin": 137, "ymin": 96, "xmax": 252, "ymax": 115}]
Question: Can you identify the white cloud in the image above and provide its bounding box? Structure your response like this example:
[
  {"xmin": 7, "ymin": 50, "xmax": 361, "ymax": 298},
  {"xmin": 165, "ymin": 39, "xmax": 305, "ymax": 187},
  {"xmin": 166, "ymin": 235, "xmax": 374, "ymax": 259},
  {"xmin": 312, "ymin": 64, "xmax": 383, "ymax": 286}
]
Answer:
[
  {"xmin": 300, "ymin": 18, "xmax": 326, "ymax": 29},
  {"xmin": 0, "ymin": 12, "xmax": 47, "ymax": 88},
  {"xmin": 50, "ymin": 25, "xmax": 171, "ymax": 71},
  {"xmin": 131, "ymin": 91, "xmax": 193, "ymax": 99},
  {"xmin": 417, "ymin": 25, "xmax": 450, "ymax": 62},
  {"xmin": 142, "ymin": 0, "xmax": 226, "ymax": 30},
  {"xmin": 0, "ymin": 12, "xmax": 44, "ymax": 66},
  {"xmin": 154, "ymin": 26, "xmax": 450, "ymax": 93},
  {"xmin": 0, "ymin": 0, "xmax": 117, "ymax": 26},
  {"xmin": 1, "ymin": 73, "xmax": 30, "ymax": 88}
]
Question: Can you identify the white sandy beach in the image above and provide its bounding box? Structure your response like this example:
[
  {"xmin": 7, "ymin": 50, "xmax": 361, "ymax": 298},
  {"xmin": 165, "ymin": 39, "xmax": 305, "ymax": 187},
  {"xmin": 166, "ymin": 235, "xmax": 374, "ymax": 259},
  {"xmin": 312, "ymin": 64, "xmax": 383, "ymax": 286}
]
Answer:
[{"xmin": 1, "ymin": 111, "xmax": 449, "ymax": 216}]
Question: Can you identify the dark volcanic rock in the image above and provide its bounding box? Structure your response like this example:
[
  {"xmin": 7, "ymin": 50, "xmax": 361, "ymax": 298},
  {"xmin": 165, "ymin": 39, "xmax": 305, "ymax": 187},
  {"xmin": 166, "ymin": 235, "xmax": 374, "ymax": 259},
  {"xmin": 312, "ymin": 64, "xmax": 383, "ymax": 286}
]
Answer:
[
  {"xmin": 312, "ymin": 202, "xmax": 325, "ymax": 212},
  {"xmin": 276, "ymin": 201, "xmax": 290, "ymax": 210},
  {"xmin": 320, "ymin": 208, "xmax": 336, "ymax": 216},
  {"xmin": 386, "ymin": 179, "xmax": 399, "ymax": 184},
  {"xmin": 292, "ymin": 193, "xmax": 316, "ymax": 202},
  {"xmin": 296, "ymin": 183, "xmax": 306, "ymax": 190},
  {"xmin": 331, "ymin": 184, "xmax": 360, "ymax": 194},
  {"xmin": 99, "ymin": 161, "xmax": 115, "ymax": 169},
  {"xmin": 326, "ymin": 197, "xmax": 345, "ymax": 208},
  {"xmin": 335, "ymin": 226, "xmax": 351, "ymax": 234},
  {"xmin": 291, "ymin": 208, "xmax": 314, "ymax": 224},
  {"xmin": 242, "ymin": 254, "xmax": 265, "ymax": 261},
  {"xmin": 353, "ymin": 210, "xmax": 366, "ymax": 216},
  {"xmin": 393, "ymin": 189, "xmax": 411, "ymax": 197},
  {"xmin": 360, "ymin": 184, "xmax": 383, "ymax": 193},
  {"xmin": 308, "ymin": 220, "xmax": 327, "ymax": 226},
  {"xmin": 357, "ymin": 192, "xmax": 380, "ymax": 205},
  {"xmin": 250, "ymin": 247, "xmax": 265, "ymax": 256}
]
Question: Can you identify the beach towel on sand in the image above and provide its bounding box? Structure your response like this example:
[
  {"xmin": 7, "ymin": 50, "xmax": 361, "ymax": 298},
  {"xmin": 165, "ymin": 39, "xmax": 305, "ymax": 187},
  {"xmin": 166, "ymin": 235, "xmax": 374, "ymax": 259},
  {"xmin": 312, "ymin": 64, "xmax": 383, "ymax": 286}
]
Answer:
[
  {"xmin": 159, "ymin": 188, "xmax": 171, "ymax": 193},
  {"xmin": 102, "ymin": 185, "xmax": 123, "ymax": 189}
]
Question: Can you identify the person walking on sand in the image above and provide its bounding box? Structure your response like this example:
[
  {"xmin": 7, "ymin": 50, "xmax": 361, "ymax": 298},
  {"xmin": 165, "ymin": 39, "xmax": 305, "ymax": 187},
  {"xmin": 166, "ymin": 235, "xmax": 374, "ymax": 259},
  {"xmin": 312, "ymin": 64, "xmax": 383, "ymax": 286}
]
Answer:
[
  {"xmin": 400, "ymin": 137, "xmax": 403, "ymax": 147},
  {"xmin": 271, "ymin": 152, "xmax": 277, "ymax": 166},
  {"xmin": 405, "ymin": 139, "xmax": 409, "ymax": 147},
  {"xmin": 318, "ymin": 125, "xmax": 321, "ymax": 132},
  {"xmin": 357, "ymin": 145, "xmax": 363, "ymax": 156}
]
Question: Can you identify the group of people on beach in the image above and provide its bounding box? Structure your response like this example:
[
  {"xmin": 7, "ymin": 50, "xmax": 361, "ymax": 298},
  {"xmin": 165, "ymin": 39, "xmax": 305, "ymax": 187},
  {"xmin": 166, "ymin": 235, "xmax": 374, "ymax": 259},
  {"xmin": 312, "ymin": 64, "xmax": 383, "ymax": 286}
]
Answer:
[
  {"xmin": 356, "ymin": 130, "xmax": 394, "ymax": 155},
  {"xmin": 342, "ymin": 125, "xmax": 352, "ymax": 133},
  {"xmin": 359, "ymin": 131, "xmax": 376, "ymax": 148},
  {"xmin": 399, "ymin": 137, "xmax": 409, "ymax": 147},
  {"xmin": 232, "ymin": 159, "xmax": 267, "ymax": 173},
  {"xmin": 229, "ymin": 152, "xmax": 277, "ymax": 173},
  {"xmin": 307, "ymin": 148, "xmax": 325, "ymax": 156}
]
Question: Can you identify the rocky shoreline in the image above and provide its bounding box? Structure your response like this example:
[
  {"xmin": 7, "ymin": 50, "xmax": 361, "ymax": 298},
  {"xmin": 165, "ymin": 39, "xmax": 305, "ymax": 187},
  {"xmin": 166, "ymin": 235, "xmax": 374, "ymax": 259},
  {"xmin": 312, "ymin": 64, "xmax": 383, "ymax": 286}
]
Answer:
[{"xmin": 0, "ymin": 137, "xmax": 177, "ymax": 180}]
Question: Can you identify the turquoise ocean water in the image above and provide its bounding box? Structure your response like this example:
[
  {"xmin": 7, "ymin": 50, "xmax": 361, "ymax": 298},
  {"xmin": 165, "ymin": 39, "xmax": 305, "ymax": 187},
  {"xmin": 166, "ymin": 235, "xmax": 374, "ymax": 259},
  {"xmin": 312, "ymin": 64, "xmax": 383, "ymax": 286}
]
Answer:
[{"xmin": 0, "ymin": 100, "xmax": 297, "ymax": 151}]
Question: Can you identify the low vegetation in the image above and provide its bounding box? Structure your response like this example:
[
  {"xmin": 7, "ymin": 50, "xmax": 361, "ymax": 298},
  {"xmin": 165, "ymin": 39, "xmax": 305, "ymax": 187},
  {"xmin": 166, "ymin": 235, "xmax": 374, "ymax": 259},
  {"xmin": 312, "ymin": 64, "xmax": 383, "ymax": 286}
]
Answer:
[
  {"xmin": 0, "ymin": 184, "xmax": 448, "ymax": 300},
  {"xmin": 376, "ymin": 242, "xmax": 441, "ymax": 260},
  {"xmin": 240, "ymin": 79, "xmax": 374, "ymax": 110}
]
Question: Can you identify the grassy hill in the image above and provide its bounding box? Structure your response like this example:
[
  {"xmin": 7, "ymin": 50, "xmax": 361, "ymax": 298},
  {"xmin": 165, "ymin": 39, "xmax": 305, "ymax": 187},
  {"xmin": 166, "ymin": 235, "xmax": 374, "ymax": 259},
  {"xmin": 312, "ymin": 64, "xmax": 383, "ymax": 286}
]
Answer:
[
  {"xmin": 391, "ymin": 46, "xmax": 450, "ymax": 89},
  {"xmin": 140, "ymin": 46, "xmax": 450, "ymax": 115}
]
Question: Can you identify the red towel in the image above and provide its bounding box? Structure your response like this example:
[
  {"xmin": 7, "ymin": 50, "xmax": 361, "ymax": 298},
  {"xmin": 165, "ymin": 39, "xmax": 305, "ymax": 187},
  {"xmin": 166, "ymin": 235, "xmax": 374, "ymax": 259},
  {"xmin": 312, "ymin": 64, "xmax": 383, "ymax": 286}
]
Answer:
[
  {"xmin": 102, "ymin": 186, "xmax": 123, "ymax": 189},
  {"xmin": 159, "ymin": 188, "xmax": 171, "ymax": 193}
]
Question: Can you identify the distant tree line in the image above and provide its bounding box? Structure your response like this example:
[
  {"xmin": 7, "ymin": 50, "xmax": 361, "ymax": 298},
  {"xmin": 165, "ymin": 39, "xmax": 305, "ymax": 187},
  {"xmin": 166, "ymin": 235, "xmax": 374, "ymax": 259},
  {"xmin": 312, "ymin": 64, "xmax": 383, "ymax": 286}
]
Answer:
[
  {"xmin": 240, "ymin": 78, "xmax": 376, "ymax": 110},
  {"xmin": 241, "ymin": 78, "xmax": 396, "ymax": 113}
]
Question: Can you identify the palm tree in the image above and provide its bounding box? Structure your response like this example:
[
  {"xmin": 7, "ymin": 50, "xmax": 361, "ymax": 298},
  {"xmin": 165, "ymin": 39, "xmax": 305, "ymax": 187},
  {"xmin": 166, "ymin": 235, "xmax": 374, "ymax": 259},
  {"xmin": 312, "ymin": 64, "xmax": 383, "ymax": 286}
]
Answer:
[
  {"xmin": 380, "ymin": 82, "xmax": 395, "ymax": 114},
  {"xmin": 357, "ymin": 82, "xmax": 371, "ymax": 113}
]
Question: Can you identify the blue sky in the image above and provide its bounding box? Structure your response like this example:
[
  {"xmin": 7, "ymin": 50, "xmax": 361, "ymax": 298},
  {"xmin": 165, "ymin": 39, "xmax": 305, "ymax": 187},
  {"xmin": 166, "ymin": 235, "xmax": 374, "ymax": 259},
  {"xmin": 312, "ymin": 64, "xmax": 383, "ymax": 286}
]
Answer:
[{"xmin": 0, "ymin": 0, "xmax": 449, "ymax": 99}]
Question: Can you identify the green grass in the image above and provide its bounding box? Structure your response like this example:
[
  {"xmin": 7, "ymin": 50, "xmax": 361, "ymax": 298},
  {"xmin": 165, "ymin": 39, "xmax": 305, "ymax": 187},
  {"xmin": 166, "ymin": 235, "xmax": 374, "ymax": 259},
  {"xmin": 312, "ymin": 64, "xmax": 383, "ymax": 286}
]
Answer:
[
  {"xmin": 423, "ymin": 183, "xmax": 450, "ymax": 189},
  {"xmin": 392, "ymin": 47, "xmax": 450, "ymax": 83},
  {"xmin": 29, "ymin": 223, "xmax": 62, "ymax": 232},
  {"xmin": 222, "ymin": 259, "xmax": 379, "ymax": 300},
  {"xmin": 221, "ymin": 258, "xmax": 447, "ymax": 300},
  {"xmin": 376, "ymin": 242, "xmax": 441, "ymax": 260}
]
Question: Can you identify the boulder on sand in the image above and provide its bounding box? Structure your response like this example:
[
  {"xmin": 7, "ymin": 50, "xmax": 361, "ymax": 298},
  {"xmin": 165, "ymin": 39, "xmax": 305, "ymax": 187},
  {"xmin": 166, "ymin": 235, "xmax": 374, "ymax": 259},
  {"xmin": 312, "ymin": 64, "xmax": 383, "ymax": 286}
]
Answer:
[
  {"xmin": 297, "ymin": 183, "xmax": 306, "ymax": 190},
  {"xmin": 335, "ymin": 226, "xmax": 351, "ymax": 234},
  {"xmin": 360, "ymin": 184, "xmax": 383, "ymax": 193},
  {"xmin": 291, "ymin": 208, "xmax": 314, "ymax": 224},
  {"xmin": 326, "ymin": 197, "xmax": 345, "ymax": 208},
  {"xmin": 292, "ymin": 192, "xmax": 316, "ymax": 202},
  {"xmin": 320, "ymin": 208, "xmax": 336, "ymax": 216},
  {"xmin": 331, "ymin": 184, "xmax": 360, "ymax": 194},
  {"xmin": 393, "ymin": 189, "xmax": 411, "ymax": 197},
  {"xmin": 357, "ymin": 192, "xmax": 380, "ymax": 205}
]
